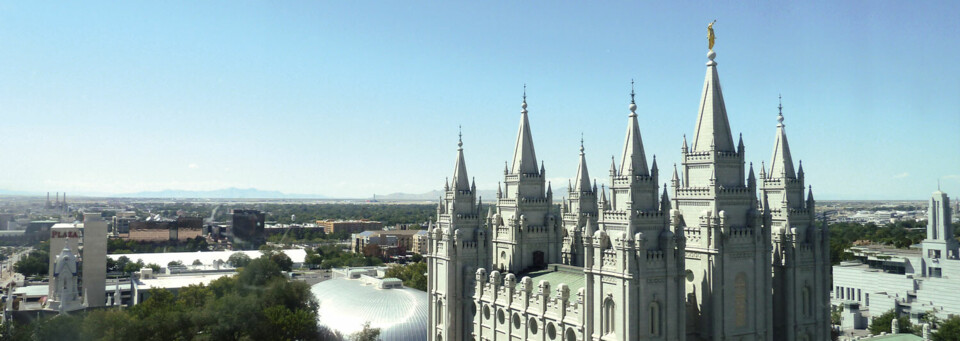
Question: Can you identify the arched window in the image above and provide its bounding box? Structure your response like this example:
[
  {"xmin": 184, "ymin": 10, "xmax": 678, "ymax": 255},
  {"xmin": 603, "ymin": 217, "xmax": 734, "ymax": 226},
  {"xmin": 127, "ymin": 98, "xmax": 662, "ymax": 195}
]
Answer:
[
  {"xmin": 436, "ymin": 301, "xmax": 444, "ymax": 325},
  {"xmin": 604, "ymin": 297, "xmax": 616, "ymax": 335},
  {"xmin": 650, "ymin": 301, "xmax": 661, "ymax": 336},
  {"xmin": 734, "ymin": 273, "xmax": 748, "ymax": 327},
  {"xmin": 802, "ymin": 286, "xmax": 812, "ymax": 317}
]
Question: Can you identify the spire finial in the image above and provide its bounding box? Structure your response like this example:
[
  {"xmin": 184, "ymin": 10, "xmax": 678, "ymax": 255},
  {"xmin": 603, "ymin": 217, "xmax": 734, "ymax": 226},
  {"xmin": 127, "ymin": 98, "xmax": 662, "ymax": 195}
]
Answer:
[
  {"xmin": 777, "ymin": 94, "xmax": 784, "ymax": 126},
  {"xmin": 629, "ymin": 79, "xmax": 638, "ymax": 114},
  {"xmin": 458, "ymin": 125, "xmax": 463, "ymax": 148},
  {"xmin": 580, "ymin": 132, "xmax": 585, "ymax": 153}
]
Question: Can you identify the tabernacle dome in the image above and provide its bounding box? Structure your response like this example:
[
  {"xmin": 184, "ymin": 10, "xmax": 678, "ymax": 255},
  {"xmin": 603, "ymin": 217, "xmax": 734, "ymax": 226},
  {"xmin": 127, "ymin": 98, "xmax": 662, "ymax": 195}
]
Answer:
[{"xmin": 311, "ymin": 270, "xmax": 427, "ymax": 341}]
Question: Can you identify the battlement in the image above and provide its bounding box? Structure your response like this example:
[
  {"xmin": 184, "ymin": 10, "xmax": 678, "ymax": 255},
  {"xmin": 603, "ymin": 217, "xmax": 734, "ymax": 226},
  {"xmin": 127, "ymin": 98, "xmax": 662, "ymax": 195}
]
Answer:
[
  {"xmin": 677, "ymin": 187, "xmax": 711, "ymax": 196},
  {"xmin": 473, "ymin": 269, "xmax": 584, "ymax": 332}
]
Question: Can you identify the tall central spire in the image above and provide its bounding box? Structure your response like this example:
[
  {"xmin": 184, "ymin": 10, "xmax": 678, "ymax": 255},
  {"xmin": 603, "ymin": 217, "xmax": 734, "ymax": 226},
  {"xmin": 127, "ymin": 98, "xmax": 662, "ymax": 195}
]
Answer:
[
  {"xmin": 574, "ymin": 135, "xmax": 591, "ymax": 192},
  {"xmin": 452, "ymin": 126, "xmax": 470, "ymax": 190},
  {"xmin": 511, "ymin": 85, "xmax": 539, "ymax": 174},
  {"xmin": 620, "ymin": 80, "xmax": 649, "ymax": 176},
  {"xmin": 768, "ymin": 95, "xmax": 796, "ymax": 179},
  {"xmin": 691, "ymin": 49, "xmax": 736, "ymax": 153}
]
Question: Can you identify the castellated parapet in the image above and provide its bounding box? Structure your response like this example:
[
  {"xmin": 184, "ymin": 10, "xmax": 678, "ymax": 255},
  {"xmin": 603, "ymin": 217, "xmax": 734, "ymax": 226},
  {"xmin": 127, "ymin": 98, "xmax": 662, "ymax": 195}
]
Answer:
[{"xmin": 473, "ymin": 268, "xmax": 585, "ymax": 341}]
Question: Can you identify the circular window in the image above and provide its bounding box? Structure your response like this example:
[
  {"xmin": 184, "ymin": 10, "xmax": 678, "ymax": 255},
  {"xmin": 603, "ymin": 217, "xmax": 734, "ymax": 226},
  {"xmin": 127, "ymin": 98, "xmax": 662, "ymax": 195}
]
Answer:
[
  {"xmin": 686, "ymin": 269, "xmax": 695, "ymax": 282},
  {"xmin": 529, "ymin": 318, "xmax": 539, "ymax": 334},
  {"xmin": 437, "ymin": 333, "xmax": 442, "ymax": 341},
  {"xmin": 483, "ymin": 305, "xmax": 491, "ymax": 320},
  {"xmin": 512, "ymin": 313, "xmax": 522, "ymax": 329},
  {"xmin": 547, "ymin": 323, "xmax": 557, "ymax": 339},
  {"xmin": 497, "ymin": 309, "xmax": 505, "ymax": 324},
  {"xmin": 470, "ymin": 302, "xmax": 477, "ymax": 317}
]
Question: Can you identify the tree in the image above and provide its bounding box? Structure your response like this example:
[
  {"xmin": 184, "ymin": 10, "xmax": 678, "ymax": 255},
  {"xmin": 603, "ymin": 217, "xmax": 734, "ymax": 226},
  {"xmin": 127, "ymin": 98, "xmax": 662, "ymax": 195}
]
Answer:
[
  {"xmin": 192, "ymin": 259, "xmax": 204, "ymax": 266},
  {"xmin": 352, "ymin": 322, "xmax": 380, "ymax": 341},
  {"xmin": 934, "ymin": 316, "xmax": 960, "ymax": 341},
  {"xmin": 869, "ymin": 309, "xmax": 914, "ymax": 335},
  {"xmin": 384, "ymin": 262, "xmax": 427, "ymax": 291},
  {"xmin": 227, "ymin": 252, "xmax": 252, "ymax": 268},
  {"xmin": 167, "ymin": 260, "xmax": 184, "ymax": 268}
]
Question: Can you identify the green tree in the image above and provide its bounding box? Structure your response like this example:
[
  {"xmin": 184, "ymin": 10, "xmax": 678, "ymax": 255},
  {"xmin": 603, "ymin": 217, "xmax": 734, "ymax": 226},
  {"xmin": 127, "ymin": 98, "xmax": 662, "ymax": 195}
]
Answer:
[
  {"xmin": 934, "ymin": 316, "xmax": 960, "ymax": 341},
  {"xmin": 385, "ymin": 262, "xmax": 427, "ymax": 291},
  {"xmin": 352, "ymin": 322, "xmax": 380, "ymax": 341},
  {"xmin": 869, "ymin": 310, "xmax": 914, "ymax": 335},
  {"xmin": 227, "ymin": 252, "xmax": 252, "ymax": 268}
]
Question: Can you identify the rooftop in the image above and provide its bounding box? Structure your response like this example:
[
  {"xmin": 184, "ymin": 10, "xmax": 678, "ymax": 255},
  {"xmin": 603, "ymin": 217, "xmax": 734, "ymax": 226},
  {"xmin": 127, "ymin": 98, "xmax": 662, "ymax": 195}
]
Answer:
[{"xmin": 520, "ymin": 264, "xmax": 585, "ymax": 294}]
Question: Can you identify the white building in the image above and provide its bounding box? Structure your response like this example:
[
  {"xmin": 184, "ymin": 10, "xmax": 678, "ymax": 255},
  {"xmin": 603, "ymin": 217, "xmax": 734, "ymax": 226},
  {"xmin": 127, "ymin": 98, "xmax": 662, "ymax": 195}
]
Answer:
[
  {"xmin": 833, "ymin": 190, "xmax": 960, "ymax": 331},
  {"xmin": 427, "ymin": 36, "xmax": 830, "ymax": 341}
]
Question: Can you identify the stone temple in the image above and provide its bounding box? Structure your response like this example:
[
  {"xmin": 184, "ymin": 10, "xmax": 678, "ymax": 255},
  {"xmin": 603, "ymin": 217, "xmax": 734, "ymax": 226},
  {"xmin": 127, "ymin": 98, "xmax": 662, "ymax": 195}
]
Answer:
[{"xmin": 426, "ymin": 44, "xmax": 831, "ymax": 341}]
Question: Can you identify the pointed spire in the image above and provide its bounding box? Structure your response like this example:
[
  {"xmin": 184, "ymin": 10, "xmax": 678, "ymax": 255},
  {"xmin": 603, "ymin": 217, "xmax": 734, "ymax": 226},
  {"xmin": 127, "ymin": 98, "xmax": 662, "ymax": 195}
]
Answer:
[
  {"xmin": 748, "ymin": 162, "xmax": 756, "ymax": 182},
  {"xmin": 609, "ymin": 155, "xmax": 617, "ymax": 176},
  {"xmin": 737, "ymin": 133, "xmax": 744, "ymax": 154},
  {"xmin": 497, "ymin": 182, "xmax": 502, "ymax": 198},
  {"xmin": 452, "ymin": 134, "xmax": 470, "ymax": 190},
  {"xmin": 511, "ymin": 87, "xmax": 539, "ymax": 174},
  {"xmin": 807, "ymin": 185, "xmax": 815, "ymax": 203},
  {"xmin": 682, "ymin": 134, "xmax": 689, "ymax": 153},
  {"xmin": 798, "ymin": 160, "xmax": 805, "ymax": 178},
  {"xmin": 574, "ymin": 138, "xmax": 591, "ymax": 192},
  {"xmin": 660, "ymin": 185, "xmax": 671, "ymax": 212},
  {"xmin": 691, "ymin": 45, "xmax": 736, "ymax": 153},
  {"xmin": 769, "ymin": 96, "xmax": 796, "ymax": 179},
  {"xmin": 620, "ymin": 81, "xmax": 649, "ymax": 176},
  {"xmin": 540, "ymin": 160, "xmax": 545, "ymax": 176},
  {"xmin": 672, "ymin": 163, "xmax": 680, "ymax": 185},
  {"xmin": 651, "ymin": 155, "xmax": 658, "ymax": 176}
]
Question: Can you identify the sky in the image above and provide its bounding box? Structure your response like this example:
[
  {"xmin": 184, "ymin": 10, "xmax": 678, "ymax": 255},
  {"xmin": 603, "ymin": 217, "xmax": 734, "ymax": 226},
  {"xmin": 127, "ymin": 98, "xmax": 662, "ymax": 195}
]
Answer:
[{"xmin": 0, "ymin": 1, "xmax": 958, "ymax": 200}]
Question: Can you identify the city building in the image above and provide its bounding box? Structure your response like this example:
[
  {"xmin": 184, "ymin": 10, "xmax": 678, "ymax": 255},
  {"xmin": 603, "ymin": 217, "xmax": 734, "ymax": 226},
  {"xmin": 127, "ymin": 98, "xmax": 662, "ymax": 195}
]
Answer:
[
  {"xmin": 351, "ymin": 229, "xmax": 423, "ymax": 256},
  {"xmin": 833, "ymin": 190, "xmax": 960, "ymax": 334},
  {"xmin": 316, "ymin": 219, "xmax": 383, "ymax": 235},
  {"xmin": 231, "ymin": 209, "xmax": 265, "ymax": 245},
  {"xmin": 427, "ymin": 37, "xmax": 829, "ymax": 341},
  {"xmin": 112, "ymin": 211, "xmax": 137, "ymax": 235},
  {"xmin": 126, "ymin": 216, "xmax": 203, "ymax": 242},
  {"xmin": 45, "ymin": 214, "xmax": 107, "ymax": 308},
  {"xmin": 413, "ymin": 230, "xmax": 430, "ymax": 255}
]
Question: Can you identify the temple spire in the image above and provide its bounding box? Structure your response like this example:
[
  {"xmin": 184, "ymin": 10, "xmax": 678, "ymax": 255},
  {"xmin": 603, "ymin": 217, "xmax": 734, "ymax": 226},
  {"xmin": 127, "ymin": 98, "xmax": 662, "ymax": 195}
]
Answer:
[
  {"xmin": 769, "ymin": 95, "xmax": 796, "ymax": 179},
  {"xmin": 691, "ymin": 45, "xmax": 736, "ymax": 153},
  {"xmin": 452, "ymin": 130, "xmax": 470, "ymax": 190},
  {"xmin": 620, "ymin": 80, "xmax": 649, "ymax": 176},
  {"xmin": 511, "ymin": 87, "xmax": 539, "ymax": 174},
  {"xmin": 574, "ymin": 135, "xmax": 591, "ymax": 192}
]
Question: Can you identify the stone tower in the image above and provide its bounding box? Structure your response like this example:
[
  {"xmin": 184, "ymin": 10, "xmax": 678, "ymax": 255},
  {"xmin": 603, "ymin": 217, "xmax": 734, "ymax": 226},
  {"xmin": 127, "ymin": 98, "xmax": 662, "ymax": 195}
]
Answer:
[
  {"xmin": 761, "ymin": 102, "xmax": 831, "ymax": 341},
  {"xmin": 427, "ymin": 133, "xmax": 491, "ymax": 341},
  {"xmin": 560, "ymin": 137, "xmax": 597, "ymax": 267},
  {"xmin": 673, "ymin": 48, "xmax": 772, "ymax": 340},
  {"xmin": 582, "ymin": 91, "xmax": 686, "ymax": 340},
  {"xmin": 923, "ymin": 190, "xmax": 958, "ymax": 261},
  {"xmin": 490, "ymin": 93, "xmax": 562, "ymax": 273}
]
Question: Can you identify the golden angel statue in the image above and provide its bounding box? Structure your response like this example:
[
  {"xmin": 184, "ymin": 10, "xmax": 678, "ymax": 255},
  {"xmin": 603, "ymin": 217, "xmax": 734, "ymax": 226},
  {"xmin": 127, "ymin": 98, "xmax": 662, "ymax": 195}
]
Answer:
[{"xmin": 708, "ymin": 20, "xmax": 716, "ymax": 50}]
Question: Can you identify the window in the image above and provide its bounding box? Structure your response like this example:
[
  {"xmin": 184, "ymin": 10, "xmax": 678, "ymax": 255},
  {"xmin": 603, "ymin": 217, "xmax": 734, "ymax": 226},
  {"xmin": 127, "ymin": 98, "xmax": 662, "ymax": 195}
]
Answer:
[
  {"xmin": 566, "ymin": 328, "xmax": 577, "ymax": 341},
  {"xmin": 529, "ymin": 318, "xmax": 538, "ymax": 334},
  {"xmin": 650, "ymin": 302, "xmax": 661, "ymax": 336},
  {"xmin": 734, "ymin": 273, "xmax": 748, "ymax": 327},
  {"xmin": 512, "ymin": 313, "xmax": 521, "ymax": 330},
  {"xmin": 436, "ymin": 301, "xmax": 444, "ymax": 325},
  {"xmin": 604, "ymin": 297, "xmax": 616, "ymax": 335},
  {"xmin": 802, "ymin": 287, "xmax": 811, "ymax": 316},
  {"xmin": 547, "ymin": 323, "xmax": 557, "ymax": 340},
  {"xmin": 865, "ymin": 293, "xmax": 869, "ymax": 306}
]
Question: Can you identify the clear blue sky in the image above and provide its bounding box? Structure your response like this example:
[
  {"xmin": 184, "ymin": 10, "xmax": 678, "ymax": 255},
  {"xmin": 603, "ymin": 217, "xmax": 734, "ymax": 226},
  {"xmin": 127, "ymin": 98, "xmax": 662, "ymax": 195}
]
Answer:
[{"xmin": 1, "ymin": 1, "xmax": 958, "ymax": 199}]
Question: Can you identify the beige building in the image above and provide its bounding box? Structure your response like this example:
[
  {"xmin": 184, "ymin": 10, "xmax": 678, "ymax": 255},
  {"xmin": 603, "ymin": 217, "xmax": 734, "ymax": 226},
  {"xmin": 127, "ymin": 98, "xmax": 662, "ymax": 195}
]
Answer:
[
  {"xmin": 317, "ymin": 219, "xmax": 382, "ymax": 234},
  {"xmin": 352, "ymin": 229, "xmax": 423, "ymax": 255}
]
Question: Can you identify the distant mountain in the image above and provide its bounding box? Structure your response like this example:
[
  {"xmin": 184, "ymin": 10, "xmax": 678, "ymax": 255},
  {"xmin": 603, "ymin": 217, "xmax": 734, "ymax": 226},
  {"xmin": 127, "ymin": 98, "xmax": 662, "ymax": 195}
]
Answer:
[
  {"xmin": 118, "ymin": 187, "xmax": 326, "ymax": 199},
  {"xmin": 376, "ymin": 187, "xmax": 571, "ymax": 202}
]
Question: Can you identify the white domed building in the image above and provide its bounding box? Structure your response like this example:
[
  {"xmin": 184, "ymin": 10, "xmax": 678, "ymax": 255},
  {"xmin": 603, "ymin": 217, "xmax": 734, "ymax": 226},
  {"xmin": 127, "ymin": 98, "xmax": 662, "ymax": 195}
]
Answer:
[{"xmin": 311, "ymin": 268, "xmax": 427, "ymax": 341}]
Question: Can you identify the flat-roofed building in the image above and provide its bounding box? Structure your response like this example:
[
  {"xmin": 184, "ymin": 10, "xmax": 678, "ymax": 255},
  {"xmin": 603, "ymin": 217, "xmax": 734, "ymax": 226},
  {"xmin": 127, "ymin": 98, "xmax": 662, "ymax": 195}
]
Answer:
[
  {"xmin": 127, "ymin": 216, "xmax": 203, "ymax": 242},
  {"xmin": 317, "ymin": 219, "xmax": 382, "ymax": 235}
]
